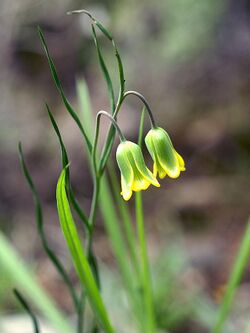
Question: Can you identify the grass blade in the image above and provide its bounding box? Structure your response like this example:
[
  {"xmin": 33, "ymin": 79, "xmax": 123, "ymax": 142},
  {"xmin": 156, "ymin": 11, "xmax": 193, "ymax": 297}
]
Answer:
[
  {"xmin": 0, "ymin": 232, "xmax": 73, "ymax": 333},
  {"xmin": 91, "ymin": 24, "xmax": 115, "ymax": 112},
  {"xmin": 213, "ymin": 218, "xmax": 250, "ymax": 333},
  {"xmin": 37, "ymin": 27, "xmax": 92, "ymax": 153},
  {"xmin": 56, "ymin": 168, "xmax": 115, "ymax": 333},
  {"xmin": 13, "ymin": 289, "xmax": 40, "ymax": 333},
  {"xmin": 76, "ymin": 79, "xmax": 94, "ymax": 141},
  {"xmin": 18, "ymin": 142, "xmax": 79, "ymax": 310},
  {"xmin": 68, "ymin": 10, "xmax": 113, "ymax": 41},
  {"xmin": 46, "ymin": 105, "xmax": 90, "ymax": 230}
]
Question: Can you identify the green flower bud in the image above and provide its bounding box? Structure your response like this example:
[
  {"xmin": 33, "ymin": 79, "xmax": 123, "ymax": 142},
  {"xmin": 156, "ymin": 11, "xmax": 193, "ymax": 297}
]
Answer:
[
  {"xmin": 116, "ymin": 141, "xmax": 160, "ymax": 201},
  {"xmin": 145, "ymin": 127, "xmax": 185, "ymax": 179}
]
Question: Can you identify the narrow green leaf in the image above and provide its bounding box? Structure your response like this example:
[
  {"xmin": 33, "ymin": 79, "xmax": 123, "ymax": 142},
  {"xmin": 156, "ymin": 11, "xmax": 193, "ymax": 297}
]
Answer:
[
  {"xmin": 70, "ymin": 10, "xmax": 125, "ymax": 104},
  {"xmin": 46, "ymin": 105, "xmax": 90, "ymax": 230},
  {"xmin": 68, "ymin": 10, "xmax": 113, "ymax": 41},
  {"xmin": 14, "ymin": 289, "xmax": 40, "ymax": 333},
  {"xmin": 56, "ymin": 168, "xmax": 115, "ymax": 333},
  {"xmin": 18, "ymin": 142, "xmax": 79, "ymax": 310},
  {"xmin": 91, "ymin": 24, "xmax": 115, "ymax": 112},
  {"xmin": 213, "ymin": 218, "xmax": 250, "ymax": 333},
  {"xmin": 37, "ymin": 27, "xmax": 92, "ymax": 153},
  {"xmin": 76, "ymin": 79, "xmax": 94, "ymax": 141},
  {"xmin": 0, "ymin": 232, "xmax": 73, "ymax": 333}
]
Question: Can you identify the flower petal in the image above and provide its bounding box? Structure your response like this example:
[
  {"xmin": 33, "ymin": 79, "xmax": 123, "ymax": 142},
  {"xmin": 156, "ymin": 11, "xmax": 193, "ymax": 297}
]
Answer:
[
  {"xmin": 121, "ymin": 175, "xmax": 133, "ymax": 201},
  {"xmin": 152, "ymin": 130, "xmax": 180, "ymax": 178},
  {"xmin": 131, "ymin": 144, "xmax": 160, "ymax": 187},
  {"xmin": 116, "ymin": 143, "xmax": 134, "ymax": 199},
  {"xmin": 174, "ymin": 150, "xmax": 185, "ymax": 171},
  {"xmin": 132, "ymin": 176, "xmax": 151, "ymax": 192}
]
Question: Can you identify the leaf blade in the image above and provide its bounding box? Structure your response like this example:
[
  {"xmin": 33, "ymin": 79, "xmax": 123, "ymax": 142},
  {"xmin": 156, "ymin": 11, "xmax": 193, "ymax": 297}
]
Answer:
[
  {"xmin": 18, "ymin": 142, "xmax": 79, "ymax": 310},
  {"xmin": 37, "ymin": 27, "xmax": 92, "ymax": 153},
  {"xmin": 56, "ymin": 168, "xmax": 115, "ymax": 333}
]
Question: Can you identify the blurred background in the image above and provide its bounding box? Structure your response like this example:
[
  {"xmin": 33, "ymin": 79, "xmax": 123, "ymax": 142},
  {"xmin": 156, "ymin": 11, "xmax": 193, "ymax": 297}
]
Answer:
[{"xmin": 0, "ymin": 0, "xmax": 250, "ymax": 332}]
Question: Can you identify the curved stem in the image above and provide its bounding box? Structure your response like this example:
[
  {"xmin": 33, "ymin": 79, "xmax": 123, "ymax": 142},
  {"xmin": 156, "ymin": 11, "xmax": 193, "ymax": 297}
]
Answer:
[
  {"xmin": 122, "ymin": 91, "xmax": 156, "ymax": 128},
  {"xmin": 87, "ymin": 111, "xmax": 125, "ymax": 291},
  {"xmin": 99, "ymin": 90, "xmax": 156, "ymax": 174},
  {"xmin": 99, "ymin": 97, "xmax": 125, "ymax": 175},
  {"xmin": 89, "ymin": 109, "xmax": 125, "ymax": 222},
  {"xmin": 93, "ymin": 111, "xmax": 125, "ymax": 175}
]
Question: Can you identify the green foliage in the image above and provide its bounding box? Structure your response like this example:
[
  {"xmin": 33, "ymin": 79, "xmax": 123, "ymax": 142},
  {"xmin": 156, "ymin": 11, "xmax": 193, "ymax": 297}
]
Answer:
[
  {"xmin": 38, "ymin": 27, "xmax": 92, "ymax": 153},
  {"xmin": 18, "ymin": 142, "xmax": 79, "ymax": 309},
  {"xmin": 14, "ymin": 289, "xmax": 40, "ymax": 333},
  {"xmin": 213, "ymin": 218, "xmax": 250, "ymax": 333},
  {"xmin": 56, "ymin": 168, "xmax": 115, "ymax": 333},
  {"xmin": 11, "ymin": 7, "xmax": 250, "ymax": 333},
  {"xmin": 0, "ymin": 232, "xmax": 73, "ymax": 333}
]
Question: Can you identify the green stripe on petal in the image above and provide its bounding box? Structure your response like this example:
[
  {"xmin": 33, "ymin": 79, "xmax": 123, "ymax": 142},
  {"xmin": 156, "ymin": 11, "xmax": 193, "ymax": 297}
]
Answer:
[
  {"xmin": 116, "ymin": 140, "xmax": 160, "ymax": 201},
  {"xmin": 154, "ymin": 158, "xmax": 167, "ymax": 179},
  {"xmin": 116, "ymin": 143, "xmax": 134, "ymax": 200},
  {"xmin": 151, "ymin": 129, "xmax": 180, "ymax": 178},
  {"xmin": 130, "ymin": 143, "xmax": 160, "ymax": 187}
]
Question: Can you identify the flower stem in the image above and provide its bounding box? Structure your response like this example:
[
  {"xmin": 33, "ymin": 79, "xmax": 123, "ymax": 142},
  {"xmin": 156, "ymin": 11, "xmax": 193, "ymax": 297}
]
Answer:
[
  {"xmin": 135, "ymin": 192, "xmax": 156, "ymax": 333},
  {"xmin": 135, "ymin": 109, "xmax": 156, "ymax": 333},
  {"xmin": 123, "ymin": 91, "xmax": 156, "ymax": 128}
]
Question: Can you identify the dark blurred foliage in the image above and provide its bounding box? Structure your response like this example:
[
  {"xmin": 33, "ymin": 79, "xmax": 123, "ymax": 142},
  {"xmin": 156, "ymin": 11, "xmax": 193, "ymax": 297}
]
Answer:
[{"xmin": 0, "ymin": 0, "xmax": 250, "ymax": 331}]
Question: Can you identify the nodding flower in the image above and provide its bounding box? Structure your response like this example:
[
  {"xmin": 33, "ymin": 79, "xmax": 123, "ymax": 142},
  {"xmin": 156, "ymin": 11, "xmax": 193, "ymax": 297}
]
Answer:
[
  {"xmin": 116, "ymin": 141, "xmax": 160, "ymax": 201},
  {"xmin": 145, "ymin": 127, "xmax": 185, "ymax": 179}
]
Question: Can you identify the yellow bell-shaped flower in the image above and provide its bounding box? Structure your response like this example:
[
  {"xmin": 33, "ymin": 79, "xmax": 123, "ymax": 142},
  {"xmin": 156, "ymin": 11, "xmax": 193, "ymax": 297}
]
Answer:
[
  {"xmin": 145, "ymin": 127, "xmax": 185, "ymax": 179},
  {"xmin": 116, "ymin": 141, "xmax": 160, "ymax": 201}
]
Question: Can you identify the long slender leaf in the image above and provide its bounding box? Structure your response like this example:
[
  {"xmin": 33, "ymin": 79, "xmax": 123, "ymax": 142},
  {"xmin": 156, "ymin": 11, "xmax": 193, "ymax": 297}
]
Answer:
[
  {"xmin": 69, "ymin": 10, "xmax": 125, "ymax": 96},
  {"xmin": 76, "ymin": 79, "xmax": 94, "ymax": 141},
  {"xmin": 91, "ymin": 24, "xmax": 115, "ymax": 112},
  {"xmin": 56, "ymin": 168, "xmax": 115, "ymax": 333},
  {"xmin": 37, "ymin": 27, "xmax": 92, "ymax": 153},
  {"xmin": 213, "ymin": 218, "xmax": 250, "ymax": 333},
  {"xmin": 13, "ymin": 289, "xmax": 40, "ymax": 333},
  {"xmin": 68, "ymin": 10, "xmax": 113, "ymax": 41},
  {"xmin": 0, "ymin": 232, "xmax": 73, "ymax": 333},
  {"xmin": 18, "ymin": 142, "xmax": 78, "ymax": 310},
  {"xmin": 68, "ymin": 11, "xmax": 125, "ymax": 175},
  {"xmin": 46, "ymin": 105, "xmax": 90, "ymax": 230}
]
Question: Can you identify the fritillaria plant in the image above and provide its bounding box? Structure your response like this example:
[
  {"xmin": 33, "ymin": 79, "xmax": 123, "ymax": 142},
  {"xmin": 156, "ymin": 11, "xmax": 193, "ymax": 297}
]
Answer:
[{"xmin": 17, "ymin": 9, "xmax": 186, "ymax": 333}]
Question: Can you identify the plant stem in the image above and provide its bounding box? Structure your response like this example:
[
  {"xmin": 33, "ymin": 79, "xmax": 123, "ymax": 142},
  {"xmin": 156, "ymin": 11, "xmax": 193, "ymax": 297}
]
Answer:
[
  {"xmin": 123, "ymin": 91, "xmax": 156, "ymax": 128},
  {"xmin": 107, "ymin": 161, "xmax": 140, "ymax": 278},
  {"xmin": 135, "ymin": 192, "xmax": 156, "ymax": 333},
  {"xmin": 14, "ymin": 289, "xmax": 40, "ymax": 333},
  {"xmin": 87, "ymin": 174, "xmax": 101, "ymax": 288},
  {"xmin": 77, "ymin": 290, "xmax": 85, "ymax": 333},
  {"xmin": 135, "ymin": 109, "xmax": 155, "ymax": 333}
]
